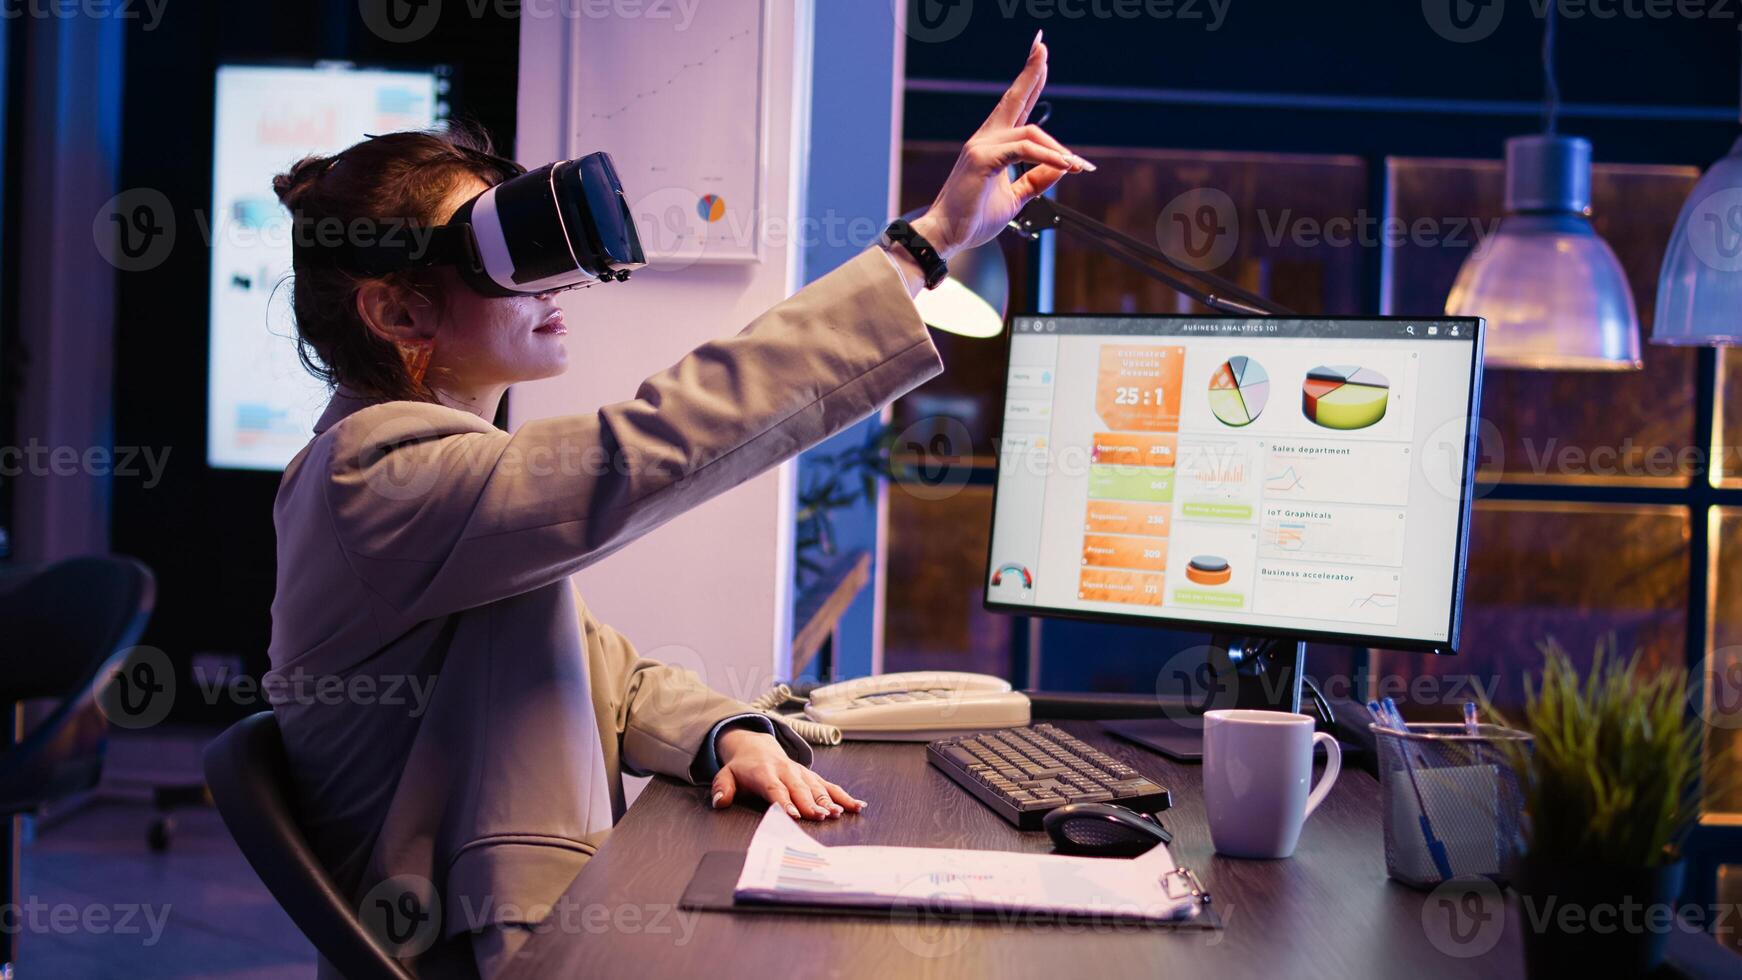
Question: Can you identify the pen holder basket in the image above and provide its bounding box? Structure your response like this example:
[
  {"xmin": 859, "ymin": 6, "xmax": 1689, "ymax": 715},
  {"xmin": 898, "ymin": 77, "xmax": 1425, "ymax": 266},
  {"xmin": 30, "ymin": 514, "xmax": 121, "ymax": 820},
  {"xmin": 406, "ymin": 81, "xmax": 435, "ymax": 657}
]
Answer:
[{"xmin": 1371, "ymin": 722, "xmax": 1532, "ymax": 890}]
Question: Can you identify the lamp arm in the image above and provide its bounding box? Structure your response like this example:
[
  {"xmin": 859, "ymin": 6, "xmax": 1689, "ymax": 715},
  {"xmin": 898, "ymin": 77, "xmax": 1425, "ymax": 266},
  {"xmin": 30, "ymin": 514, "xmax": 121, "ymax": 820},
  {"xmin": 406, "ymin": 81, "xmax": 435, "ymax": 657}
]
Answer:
[{"xmin": 1009, "ymin": 195, "xmax": 1294, "ymax": 317}]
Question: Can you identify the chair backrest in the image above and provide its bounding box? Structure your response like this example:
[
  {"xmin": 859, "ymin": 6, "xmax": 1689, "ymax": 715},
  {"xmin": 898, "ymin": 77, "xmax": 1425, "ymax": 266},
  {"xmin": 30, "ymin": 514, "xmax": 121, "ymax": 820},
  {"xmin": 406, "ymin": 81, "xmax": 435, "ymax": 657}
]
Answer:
[
  {"xmin": 203, "ymin": 712, "xmax": 413, "ymax": 980},
  {"xmin": 0, "ymin": 556, "xmax": 155, "ymax": 810},
  {"xmin": 0, "ymin": 555, "xmax": 155, "ymax": 702}
]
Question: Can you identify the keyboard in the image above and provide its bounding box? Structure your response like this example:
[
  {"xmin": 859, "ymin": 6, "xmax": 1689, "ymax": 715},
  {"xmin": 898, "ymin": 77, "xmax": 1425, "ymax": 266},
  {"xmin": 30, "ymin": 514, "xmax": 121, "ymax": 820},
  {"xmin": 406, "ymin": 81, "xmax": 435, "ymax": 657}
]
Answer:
[{"xmin": 927, "ymin": 724, "xmax": 1172, "ymax": 830}]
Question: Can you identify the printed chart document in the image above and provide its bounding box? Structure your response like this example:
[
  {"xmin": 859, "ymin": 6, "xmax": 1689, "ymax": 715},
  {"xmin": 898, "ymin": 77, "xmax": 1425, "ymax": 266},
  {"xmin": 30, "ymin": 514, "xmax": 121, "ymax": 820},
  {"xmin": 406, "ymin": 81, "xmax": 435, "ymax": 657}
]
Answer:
[{"xmin": 733, "ymin": 807, "xmax": 1199, "ymax": 922}]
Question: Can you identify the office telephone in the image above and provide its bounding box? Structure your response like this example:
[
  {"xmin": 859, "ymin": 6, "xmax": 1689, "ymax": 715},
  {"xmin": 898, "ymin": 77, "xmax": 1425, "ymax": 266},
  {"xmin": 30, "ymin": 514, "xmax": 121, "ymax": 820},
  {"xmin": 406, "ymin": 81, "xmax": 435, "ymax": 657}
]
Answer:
[{"xmin": 800, "ymin": 671, "xmax": 1031, "ymax": 741}]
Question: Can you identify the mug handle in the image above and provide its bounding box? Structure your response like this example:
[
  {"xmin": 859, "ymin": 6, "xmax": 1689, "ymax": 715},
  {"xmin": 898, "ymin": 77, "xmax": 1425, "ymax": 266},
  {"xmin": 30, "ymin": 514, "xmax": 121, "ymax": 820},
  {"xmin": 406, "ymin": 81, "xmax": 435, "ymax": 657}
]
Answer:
[{"xmin": 1302, "ymin": 731, "xmax": 1342, "ymax": 819}]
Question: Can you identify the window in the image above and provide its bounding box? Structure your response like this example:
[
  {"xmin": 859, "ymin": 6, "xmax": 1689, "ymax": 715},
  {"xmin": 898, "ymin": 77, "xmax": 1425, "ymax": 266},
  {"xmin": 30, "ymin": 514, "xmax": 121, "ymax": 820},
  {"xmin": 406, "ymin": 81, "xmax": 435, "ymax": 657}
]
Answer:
[{"xmin": 888, "ymin": 138, "xmax": 1742, "ymax": 853}]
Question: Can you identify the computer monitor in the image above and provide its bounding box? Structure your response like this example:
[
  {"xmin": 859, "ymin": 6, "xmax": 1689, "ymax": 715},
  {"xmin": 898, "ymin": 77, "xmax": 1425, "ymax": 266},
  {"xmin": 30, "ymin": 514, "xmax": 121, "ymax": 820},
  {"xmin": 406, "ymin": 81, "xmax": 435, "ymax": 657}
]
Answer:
[{"xmin": 982, "ymin": 314, "xmax": 1484, "ymax": 734}]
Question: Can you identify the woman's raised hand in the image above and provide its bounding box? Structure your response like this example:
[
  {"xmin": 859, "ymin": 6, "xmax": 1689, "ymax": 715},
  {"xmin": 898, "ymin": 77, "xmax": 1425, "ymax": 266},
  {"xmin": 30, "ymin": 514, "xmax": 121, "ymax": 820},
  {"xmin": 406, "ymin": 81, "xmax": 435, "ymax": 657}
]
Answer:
[{"xmin": 910, "ymin": 32, "xmax": 1093, "ymax": 262}]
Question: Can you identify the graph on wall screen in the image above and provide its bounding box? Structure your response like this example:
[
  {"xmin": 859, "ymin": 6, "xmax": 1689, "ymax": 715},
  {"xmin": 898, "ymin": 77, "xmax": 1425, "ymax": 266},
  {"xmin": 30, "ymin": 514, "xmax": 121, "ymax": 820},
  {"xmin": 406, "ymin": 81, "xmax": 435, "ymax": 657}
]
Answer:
[{"xmin": 206, "ymin": 63, "xmax": 446, "ymax": 471}]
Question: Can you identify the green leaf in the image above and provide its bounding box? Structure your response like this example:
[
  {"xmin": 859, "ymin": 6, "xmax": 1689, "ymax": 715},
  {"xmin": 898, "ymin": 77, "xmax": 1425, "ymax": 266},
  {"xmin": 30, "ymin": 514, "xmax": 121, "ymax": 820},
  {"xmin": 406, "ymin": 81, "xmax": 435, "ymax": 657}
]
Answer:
[{"xmin": 1483, "ymin": 634, "xmax": 1703, "ymax": 866}]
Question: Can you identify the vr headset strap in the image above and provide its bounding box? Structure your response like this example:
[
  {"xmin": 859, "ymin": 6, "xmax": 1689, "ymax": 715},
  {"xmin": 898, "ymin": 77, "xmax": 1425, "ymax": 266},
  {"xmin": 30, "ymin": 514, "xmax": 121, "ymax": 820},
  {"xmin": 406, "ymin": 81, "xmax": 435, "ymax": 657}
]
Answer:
[{"xmin": 293, "ymin": 219, "xmax": 479, "ymax": 277}]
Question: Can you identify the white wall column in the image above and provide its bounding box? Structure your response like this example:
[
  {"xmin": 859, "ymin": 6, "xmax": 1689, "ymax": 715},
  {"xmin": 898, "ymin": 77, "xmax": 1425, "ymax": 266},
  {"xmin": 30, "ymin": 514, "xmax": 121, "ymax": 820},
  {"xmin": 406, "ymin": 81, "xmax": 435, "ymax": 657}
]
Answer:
[{"xmin": 512, "ymin": 2, "xmax": 815, "ymax": 699}]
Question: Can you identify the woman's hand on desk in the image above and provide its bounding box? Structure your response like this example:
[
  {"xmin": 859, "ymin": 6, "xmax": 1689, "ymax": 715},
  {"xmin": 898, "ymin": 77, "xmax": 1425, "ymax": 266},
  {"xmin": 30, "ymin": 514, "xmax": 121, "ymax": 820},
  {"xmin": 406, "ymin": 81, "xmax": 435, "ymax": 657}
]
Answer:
[
  {"xmin": 908, "ymin": 31, "xmax": 1093, "ymax": 263},
  {"xmin": 711, "ymin": 728, "xmax": 866, "ymax": 821}
]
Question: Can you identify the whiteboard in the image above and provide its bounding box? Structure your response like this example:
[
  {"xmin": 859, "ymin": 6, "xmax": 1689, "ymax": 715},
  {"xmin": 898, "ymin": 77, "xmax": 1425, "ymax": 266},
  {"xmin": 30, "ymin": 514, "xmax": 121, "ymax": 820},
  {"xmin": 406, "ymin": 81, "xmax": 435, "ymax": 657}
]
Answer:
[{"xmin": 567, "ymin": 0, "xmax": 770, "ymax": 265}]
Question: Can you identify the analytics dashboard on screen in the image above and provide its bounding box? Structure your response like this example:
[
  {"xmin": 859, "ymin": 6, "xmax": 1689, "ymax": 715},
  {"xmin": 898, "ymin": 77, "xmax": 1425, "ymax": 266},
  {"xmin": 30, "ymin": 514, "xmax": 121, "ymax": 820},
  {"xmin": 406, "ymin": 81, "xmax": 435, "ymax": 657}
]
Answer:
[
  {"xmin": 206, "ymin": 63, "xmax": 447, "ymax": 471},
  {"xmin": 984, "ymin": 315, "xmax": 1482, "ymax": 650}
]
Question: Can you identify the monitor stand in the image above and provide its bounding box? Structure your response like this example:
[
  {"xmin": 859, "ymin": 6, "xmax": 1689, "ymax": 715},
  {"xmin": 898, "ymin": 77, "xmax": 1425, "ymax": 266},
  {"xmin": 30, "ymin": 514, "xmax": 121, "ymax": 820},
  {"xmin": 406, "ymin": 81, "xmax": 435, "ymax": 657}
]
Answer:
[{"xmin": 1103, "ymin": 634, "xmax": 1312, "ymax": 763}]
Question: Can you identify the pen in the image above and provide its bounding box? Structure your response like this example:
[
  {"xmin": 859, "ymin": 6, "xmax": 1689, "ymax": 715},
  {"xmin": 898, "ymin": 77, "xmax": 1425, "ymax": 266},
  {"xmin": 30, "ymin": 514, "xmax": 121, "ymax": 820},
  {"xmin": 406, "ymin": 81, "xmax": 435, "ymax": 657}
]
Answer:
[
  {"xmin": 1381, "ymin": 697, "xmax": 1407, "ymax": 733},
  {"xmin": 1367, "ymin": 699, "xmax": 1393, "ymax": 732},
  {"xmin": 1462, "ymin": 700, "xmax": 1493, "ymax": 770},
  {"xmin": 1380, "ymin": 698, "xmax": 1453, "ymax": 879}
]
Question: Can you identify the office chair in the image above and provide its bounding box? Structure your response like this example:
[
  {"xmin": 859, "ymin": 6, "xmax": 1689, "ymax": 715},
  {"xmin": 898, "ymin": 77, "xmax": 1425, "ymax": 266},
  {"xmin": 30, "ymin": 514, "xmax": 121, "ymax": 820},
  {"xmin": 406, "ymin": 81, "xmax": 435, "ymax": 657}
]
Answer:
[
  {"xmin": 204, "ymin": 712, "xmax": 414, "ymax": 980},
  {"xmin": 0, "ymin": 555, "xmax": 156, "ymax": 980}
]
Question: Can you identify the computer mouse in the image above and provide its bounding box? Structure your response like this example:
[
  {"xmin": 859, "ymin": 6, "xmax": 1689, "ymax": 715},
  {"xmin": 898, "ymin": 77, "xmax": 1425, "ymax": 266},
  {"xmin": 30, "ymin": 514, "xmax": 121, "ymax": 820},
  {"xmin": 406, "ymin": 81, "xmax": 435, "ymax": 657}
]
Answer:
[{"xmin": 1043, "ymin": 802, "xmax": 1173, "ymax": 857}]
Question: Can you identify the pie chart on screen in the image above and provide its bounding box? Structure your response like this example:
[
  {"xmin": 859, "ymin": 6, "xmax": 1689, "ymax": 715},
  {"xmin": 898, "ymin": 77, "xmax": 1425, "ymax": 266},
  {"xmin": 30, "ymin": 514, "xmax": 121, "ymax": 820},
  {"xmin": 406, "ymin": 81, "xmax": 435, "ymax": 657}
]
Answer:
[
  {"xmin": 1208, "ymin": 356, "xmax": 1269, "ymax": 427},
  {"xmin": 1303, "ymin": 365, "xmax": 1391, "ymax": 430}
]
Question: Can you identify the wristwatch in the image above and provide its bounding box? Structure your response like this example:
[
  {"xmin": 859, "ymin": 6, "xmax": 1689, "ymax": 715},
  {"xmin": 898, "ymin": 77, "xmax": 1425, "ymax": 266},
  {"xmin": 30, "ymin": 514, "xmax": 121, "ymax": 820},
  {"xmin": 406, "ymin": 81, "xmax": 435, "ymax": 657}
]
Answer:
[{"xmin": 881, "ymin": 219, "xmax": 949, "ymax": 290}]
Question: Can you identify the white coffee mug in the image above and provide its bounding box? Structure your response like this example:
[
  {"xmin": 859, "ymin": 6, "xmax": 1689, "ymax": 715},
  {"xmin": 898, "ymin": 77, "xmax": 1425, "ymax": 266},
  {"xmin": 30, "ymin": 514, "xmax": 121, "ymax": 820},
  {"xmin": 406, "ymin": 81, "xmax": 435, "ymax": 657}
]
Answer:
[{"xmin": 1202, "ymin": 709, "xmax": 1341, "ymax": 859}]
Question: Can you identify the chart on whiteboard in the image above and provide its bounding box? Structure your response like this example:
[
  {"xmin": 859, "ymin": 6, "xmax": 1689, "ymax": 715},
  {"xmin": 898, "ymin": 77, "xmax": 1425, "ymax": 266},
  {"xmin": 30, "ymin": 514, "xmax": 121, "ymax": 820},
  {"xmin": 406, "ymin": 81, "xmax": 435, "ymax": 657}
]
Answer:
[{"xmin": 571, "ymin": 2, "xmax": 765, "ymax": 263}]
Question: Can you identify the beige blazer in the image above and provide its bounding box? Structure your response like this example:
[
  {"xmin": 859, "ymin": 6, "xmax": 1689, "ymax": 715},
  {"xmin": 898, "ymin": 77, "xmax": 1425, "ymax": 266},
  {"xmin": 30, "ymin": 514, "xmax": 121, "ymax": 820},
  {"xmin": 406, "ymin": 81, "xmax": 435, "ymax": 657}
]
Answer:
[{"xmin": 265, "ymin": 247, "xmax": 941, "ymax": 975}]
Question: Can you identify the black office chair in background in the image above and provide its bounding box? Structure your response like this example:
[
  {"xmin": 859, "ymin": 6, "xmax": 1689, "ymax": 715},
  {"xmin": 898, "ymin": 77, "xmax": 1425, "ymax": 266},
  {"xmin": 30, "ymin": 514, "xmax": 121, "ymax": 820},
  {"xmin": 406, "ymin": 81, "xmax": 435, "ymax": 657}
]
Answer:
[
  {"xmin": 204, "ymin": 712, "xmax": 413, "ymax": 980},
  {"xmin": 0, "ymin": 555, "xmax": 156, "ymax": 980}
]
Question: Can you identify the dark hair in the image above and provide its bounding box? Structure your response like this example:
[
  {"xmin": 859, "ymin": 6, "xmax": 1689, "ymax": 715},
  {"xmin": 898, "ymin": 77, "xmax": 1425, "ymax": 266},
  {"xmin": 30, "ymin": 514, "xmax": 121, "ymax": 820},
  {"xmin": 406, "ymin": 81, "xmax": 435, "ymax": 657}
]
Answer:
[{"xmin": 272, "ymin": 123, "xmax": 522, "ymax": 402}]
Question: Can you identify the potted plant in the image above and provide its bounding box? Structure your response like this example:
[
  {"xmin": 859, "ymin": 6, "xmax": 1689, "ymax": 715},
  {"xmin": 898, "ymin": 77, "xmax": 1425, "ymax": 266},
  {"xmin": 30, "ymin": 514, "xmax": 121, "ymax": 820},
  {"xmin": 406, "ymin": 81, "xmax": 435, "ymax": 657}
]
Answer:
[{"xmin": 1485, "ymin": 637, "xmax": 1703, "ymax": 977}]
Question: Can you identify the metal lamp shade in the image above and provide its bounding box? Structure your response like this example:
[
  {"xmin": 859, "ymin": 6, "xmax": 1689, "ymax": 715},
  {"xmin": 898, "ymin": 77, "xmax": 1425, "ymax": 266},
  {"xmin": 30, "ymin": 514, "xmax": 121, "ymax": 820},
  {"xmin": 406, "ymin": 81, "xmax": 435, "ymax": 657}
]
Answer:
[
  {"xmin": 1446, "ymin": 134, "xmax": 1642, "ymax": 370},
  {"xmin": 1652, "ymin": 136, "xmax": 1742, "ymax": 346}
]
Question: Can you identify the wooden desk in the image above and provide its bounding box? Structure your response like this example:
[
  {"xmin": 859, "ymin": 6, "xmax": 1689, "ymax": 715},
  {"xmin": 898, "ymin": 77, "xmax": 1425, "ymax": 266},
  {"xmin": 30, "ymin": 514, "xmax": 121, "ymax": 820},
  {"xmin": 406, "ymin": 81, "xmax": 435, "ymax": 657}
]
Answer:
[{"xmin": 505, "ymin": 722, "xmax": 1740, "ymax": 979}]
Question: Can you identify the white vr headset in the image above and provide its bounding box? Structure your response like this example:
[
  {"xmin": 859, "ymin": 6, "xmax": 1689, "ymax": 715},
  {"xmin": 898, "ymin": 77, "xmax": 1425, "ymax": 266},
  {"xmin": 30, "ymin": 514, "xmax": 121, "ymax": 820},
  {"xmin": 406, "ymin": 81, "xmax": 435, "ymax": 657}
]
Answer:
[{"xmin": 298, "ymin": 150, "xmax": 647, "ymax": 296}]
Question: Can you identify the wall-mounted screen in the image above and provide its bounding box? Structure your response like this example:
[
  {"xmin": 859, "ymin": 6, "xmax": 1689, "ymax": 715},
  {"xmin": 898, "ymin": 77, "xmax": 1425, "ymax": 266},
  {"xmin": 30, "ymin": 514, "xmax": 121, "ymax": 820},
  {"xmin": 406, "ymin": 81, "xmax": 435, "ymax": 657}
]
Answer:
[{"xmin": 206, "ymin": 62, "xmax": 447, "ymax": 470}]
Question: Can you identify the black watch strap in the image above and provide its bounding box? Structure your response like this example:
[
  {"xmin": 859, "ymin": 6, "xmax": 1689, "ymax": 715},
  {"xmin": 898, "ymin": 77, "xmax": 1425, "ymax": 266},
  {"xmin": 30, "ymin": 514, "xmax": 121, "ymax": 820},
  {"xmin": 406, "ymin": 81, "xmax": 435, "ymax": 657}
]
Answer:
[{"xmin": 882, "ymin": 219, "xmax": 949, "ymax": 290}]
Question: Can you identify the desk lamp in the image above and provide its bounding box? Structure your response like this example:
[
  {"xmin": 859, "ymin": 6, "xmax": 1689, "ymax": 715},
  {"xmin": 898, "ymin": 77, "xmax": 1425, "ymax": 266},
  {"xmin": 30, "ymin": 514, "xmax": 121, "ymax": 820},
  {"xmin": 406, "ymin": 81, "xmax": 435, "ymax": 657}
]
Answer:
[
  {"xmin": 912, "ymin": 229, "xmax": 1010, "ymax": 339},
  {"xmin": 1003, "ymin": 195, "xmax": 1340, "ymax": 735}
]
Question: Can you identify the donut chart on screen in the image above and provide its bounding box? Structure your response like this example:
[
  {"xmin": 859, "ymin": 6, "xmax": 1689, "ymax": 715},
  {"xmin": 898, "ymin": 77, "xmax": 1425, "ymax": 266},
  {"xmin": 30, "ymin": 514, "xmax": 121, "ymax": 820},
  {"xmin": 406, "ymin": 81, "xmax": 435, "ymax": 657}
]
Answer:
[
  {"xmin": 1208, "ymin": 356, "xmax": 1269, "ymax": 427},
  {"xmin": 1302, "ymin": 365, "xmax": 1390, "ymax": 430}
]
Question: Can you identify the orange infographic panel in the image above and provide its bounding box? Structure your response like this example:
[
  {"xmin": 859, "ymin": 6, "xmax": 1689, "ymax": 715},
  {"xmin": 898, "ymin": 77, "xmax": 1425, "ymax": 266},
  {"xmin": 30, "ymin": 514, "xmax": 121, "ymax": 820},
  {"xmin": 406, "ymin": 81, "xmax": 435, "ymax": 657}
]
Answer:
[
  {"xmin": 1084, "ymin": 500, "xmax": 1172, "ymax": 537},
  {"xmin": 1090, "ymin": 432, "xmax": 1178, "ymax": 468},
  {"xmin": 1094, "ymin": 345, "xmax": 1185, "ymax": 432},
  {"xmin": 1078, "ymin": 567, "xmax": 1165, "ymax": 607},
  {"xmin": 1081, "ymin": 533, "xmax": 1169, "ymax": 573}
]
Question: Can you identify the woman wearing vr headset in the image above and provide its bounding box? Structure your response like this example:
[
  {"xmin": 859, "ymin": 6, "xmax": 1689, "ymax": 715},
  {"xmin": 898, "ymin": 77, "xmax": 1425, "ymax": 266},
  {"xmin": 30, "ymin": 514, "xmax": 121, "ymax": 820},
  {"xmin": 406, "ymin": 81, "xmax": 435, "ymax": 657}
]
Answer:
[{"xmin": 267, "ymin": 36, "xmax": 1086, "ymax": 978}]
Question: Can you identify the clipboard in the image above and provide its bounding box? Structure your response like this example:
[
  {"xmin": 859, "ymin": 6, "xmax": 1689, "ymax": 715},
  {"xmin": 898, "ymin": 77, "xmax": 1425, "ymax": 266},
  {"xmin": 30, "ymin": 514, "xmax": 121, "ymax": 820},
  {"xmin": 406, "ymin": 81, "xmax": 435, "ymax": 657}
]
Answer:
[{"xmin": 679, "ymin": 850, "xmax": 1222, "ymax": 931}]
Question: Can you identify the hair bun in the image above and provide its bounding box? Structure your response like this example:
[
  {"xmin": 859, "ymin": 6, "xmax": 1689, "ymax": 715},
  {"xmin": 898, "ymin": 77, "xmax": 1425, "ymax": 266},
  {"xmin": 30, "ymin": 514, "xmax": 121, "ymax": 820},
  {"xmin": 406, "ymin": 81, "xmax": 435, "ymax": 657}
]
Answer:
[{"xmin": 272, "ymin": 154, "xmax": 333, "ymax": 209}]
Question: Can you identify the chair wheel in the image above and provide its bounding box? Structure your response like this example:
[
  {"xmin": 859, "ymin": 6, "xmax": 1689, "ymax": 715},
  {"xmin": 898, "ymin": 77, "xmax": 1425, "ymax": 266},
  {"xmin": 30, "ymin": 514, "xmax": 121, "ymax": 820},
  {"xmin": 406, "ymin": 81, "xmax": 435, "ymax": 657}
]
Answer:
[{"xmin": 148, "ymin": 815, "xmax": 174, "ymax": 852}]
